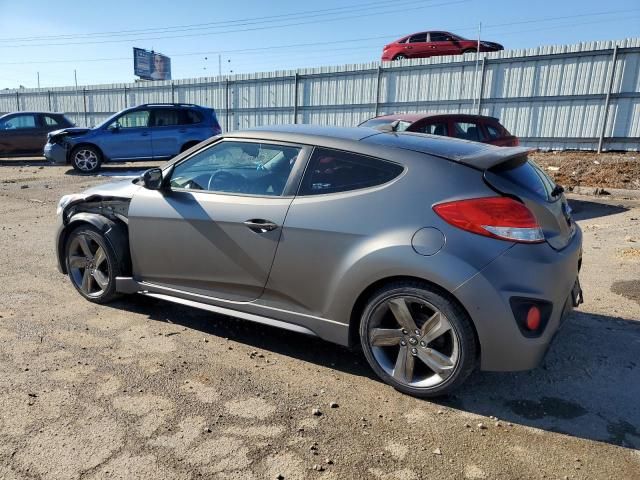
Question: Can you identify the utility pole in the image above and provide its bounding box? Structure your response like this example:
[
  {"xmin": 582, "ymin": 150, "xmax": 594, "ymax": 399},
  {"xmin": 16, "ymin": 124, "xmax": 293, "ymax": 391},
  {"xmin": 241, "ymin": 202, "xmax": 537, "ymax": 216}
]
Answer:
[{"xmin": 218, "ymin": 54, "xmax": 222, "ymax": 77}]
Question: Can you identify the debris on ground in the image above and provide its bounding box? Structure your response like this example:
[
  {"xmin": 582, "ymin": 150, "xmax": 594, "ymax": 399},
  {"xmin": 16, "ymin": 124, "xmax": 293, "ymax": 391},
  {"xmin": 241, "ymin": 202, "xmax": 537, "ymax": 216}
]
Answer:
[{"xmin": 531, "ymin": 152, "xmax": 640, "ymax": 190}]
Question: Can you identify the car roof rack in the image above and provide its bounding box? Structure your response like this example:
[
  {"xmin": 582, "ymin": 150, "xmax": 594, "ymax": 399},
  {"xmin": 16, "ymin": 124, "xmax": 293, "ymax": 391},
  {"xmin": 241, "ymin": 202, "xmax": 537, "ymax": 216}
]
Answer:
[{"xmin": 136, "ymin": 103, "xmax": 200, "ymax": 108}]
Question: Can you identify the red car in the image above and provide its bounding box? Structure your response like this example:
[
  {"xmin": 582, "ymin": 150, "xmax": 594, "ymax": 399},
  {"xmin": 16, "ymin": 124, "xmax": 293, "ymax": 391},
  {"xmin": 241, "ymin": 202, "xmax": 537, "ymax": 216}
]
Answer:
[
  {"xmin": 359, "ymin": 113, "xmax": 519, "ymax": 147},
  {"xmin": 381, "ymin": 31, "xmax": 503, "ymax": 61}
]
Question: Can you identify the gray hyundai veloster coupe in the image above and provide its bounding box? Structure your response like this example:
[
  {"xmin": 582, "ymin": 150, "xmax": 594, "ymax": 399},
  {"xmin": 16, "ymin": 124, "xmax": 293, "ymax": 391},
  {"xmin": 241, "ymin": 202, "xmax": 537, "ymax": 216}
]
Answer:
[{"xmin": 55, "ymin": 125, "xmax": 583, "ymax": 397}]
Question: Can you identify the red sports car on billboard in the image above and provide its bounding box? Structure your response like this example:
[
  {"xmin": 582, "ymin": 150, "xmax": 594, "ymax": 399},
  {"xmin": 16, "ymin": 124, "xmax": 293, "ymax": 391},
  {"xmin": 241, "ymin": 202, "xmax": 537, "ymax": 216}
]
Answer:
[{"xmin": 382, "ymin": 31, "xmax": 503, "ymax": 61}]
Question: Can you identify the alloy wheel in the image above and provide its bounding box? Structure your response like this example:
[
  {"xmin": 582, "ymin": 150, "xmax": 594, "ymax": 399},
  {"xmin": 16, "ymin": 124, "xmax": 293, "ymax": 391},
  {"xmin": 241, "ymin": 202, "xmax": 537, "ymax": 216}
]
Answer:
[
  {"xmin": 74, "ymin": 149, "xmax": 99, "ymax": 172},
  {"xmin": 367, "ymin": 296, "xmax": 460, "ymax": 388},
  {"xmin": 67, "ymin": 233, "xmax": 110, "ymax": 297}
]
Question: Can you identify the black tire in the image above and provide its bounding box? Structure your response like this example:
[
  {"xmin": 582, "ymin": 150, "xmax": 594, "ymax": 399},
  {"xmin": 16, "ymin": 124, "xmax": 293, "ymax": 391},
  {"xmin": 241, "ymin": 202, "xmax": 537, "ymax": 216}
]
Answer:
[
  {"xmin": 65, "ymin": 225, "xmax": 121, "ymax": 304},
  {"xmin": 394, "ymin": 54, "xmax": 407, "ymax": 60},
  {"xmin": 463, "ymin": 48, "xmax": 477, "ymax": 55},
  {"xmin": 71, "ymin": 145, "xmax": 102, "ymax": 173},
  {"xmin": 359, "ymin": 280, "xmax": 477, "ymax": 398}
]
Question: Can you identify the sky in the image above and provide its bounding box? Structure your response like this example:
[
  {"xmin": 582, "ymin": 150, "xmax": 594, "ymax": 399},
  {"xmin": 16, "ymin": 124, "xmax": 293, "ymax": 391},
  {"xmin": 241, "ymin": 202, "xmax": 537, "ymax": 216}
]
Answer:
[{"xmin": 0, "ymin": 0, "xmax": 638, "ymax": 90}]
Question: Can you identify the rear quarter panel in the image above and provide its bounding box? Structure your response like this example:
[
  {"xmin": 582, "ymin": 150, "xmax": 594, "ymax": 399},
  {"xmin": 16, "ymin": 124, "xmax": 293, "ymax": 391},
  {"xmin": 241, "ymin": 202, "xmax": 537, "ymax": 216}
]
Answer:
[{"xmin": 260, "ymin": 150, "xmax": 514, "ymax": 328}]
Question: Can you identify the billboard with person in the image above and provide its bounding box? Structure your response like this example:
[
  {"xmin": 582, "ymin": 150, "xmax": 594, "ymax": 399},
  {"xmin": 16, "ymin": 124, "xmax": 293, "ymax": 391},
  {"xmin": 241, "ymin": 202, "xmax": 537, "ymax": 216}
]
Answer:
[{"xmin": 133, "ymin": 48, "xmax": 171, "ymax": 81}]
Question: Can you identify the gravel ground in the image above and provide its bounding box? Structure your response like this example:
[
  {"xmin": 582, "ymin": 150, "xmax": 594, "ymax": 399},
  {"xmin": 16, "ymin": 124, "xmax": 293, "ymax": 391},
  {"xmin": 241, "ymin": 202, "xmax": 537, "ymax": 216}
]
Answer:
[
  {"xmin": 1, "ymin": 158, "xmax": 639, "ymax": 479},
  {"xmin": 531, "ymin": 151, "xmax": 640, "ymax": 191}
]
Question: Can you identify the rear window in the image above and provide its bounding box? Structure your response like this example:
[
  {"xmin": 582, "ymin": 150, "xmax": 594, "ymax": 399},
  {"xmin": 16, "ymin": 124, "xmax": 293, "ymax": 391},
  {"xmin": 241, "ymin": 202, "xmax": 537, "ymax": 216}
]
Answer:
[
  {"xmin": 486, "ymin": 124, "xmax": 502, "ymax": 139},
  {"xmin": 299, "ymin": 148, "xmax": 403, "ymax": 195},
  {"xmin": 491, "ymin": 158, "xmax": 556, "ymax": 202},
  {"xmin": 183, "ymin": 109, "xmax": 203, "ymax": 125},
  {"xmin": 359, "ymin": 118, "xmax": 412, "ymax": 131},
  {"xmin": 453, "ymin": 121, "xmax": 485, "ymax": 142}
]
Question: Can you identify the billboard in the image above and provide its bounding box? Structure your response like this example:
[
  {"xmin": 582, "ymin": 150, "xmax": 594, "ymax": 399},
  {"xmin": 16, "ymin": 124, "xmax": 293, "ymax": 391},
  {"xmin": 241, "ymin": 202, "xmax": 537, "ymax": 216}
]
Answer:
[{"xmin": 133, "ymin": 48, "xmax": 171, "ymax": 81}]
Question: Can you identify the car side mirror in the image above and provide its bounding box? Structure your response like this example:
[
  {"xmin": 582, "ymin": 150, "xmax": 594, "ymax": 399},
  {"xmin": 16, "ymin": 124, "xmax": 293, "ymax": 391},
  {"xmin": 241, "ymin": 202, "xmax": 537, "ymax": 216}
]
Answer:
[
  {"xmin": 142, "ymin": 168, "xmax": 163, "ymax": 190},
  {"xmin": 109, "ymin": 123, "xmax": 120, "ymax": 132}
]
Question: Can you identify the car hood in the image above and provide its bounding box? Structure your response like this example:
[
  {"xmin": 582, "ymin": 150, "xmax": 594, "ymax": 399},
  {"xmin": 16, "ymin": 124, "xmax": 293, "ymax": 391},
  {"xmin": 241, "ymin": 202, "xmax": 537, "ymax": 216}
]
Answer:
[
  {"xmin": 48, "ymin": 127, "xmax": 92, "ymax": 139},
  {"xmin": 80, "ymin": 179, "xmax": 142, "ymax": 199}
]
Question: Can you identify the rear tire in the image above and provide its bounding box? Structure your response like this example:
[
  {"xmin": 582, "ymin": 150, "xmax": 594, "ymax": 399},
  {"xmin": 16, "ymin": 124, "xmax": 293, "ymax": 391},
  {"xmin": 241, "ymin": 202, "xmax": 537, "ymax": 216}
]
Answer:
[
  {"xmin": 359, "ymin": 280, "xmax": 477, "ymax": 397},
  {"xmin": 65, "ymin": 225, "xmax": 121, "ymax": 304},
  {"xmin": 71, "ymin": 145, "xmax": 102, "ymax": 173},
  {"xmin": 394, "ymin": 54, "xmax": 407, "ymax": 60},
  {"xmin": 463, "ymin": 48, "xmax": 477, "ymax": 55}
]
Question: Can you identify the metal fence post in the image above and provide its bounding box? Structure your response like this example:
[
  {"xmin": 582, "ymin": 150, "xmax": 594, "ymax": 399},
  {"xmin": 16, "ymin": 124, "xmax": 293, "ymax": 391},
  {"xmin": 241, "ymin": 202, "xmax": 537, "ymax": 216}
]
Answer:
[
  {"xmin": 476, "ymin": 56, "xmax": 487, "ymax": 115},
  {"xmin": 293, "ymin": 73, "xmax": 299, "ymax": 124},
  {"xmin": 15, "ymin": 91, "xmax": 20, "ymax": 111},
  {"xmin": 374, "ymin": 66, "xmax": 383, "ymax": 117},
  {"xmin": 47, "ymin": 90, "xmax": 52, "ymax": 111},
  {"xmin": 171, "ymin": 81, "xmax": 175, "ymax": 103},
  {"xmin": 225, "ymin": 79, "xmax": 230, "ymax": 131},
  {"xmin": 82, "ymin": 89, "xmax": 88, "ymax": 127},
  {"xmin": 123, "ymin": 86, "xmax": 128, "ymax": 108},
  {"xmin": 597, "ymin": 45, "xmax": 619, "ymax": 154}
]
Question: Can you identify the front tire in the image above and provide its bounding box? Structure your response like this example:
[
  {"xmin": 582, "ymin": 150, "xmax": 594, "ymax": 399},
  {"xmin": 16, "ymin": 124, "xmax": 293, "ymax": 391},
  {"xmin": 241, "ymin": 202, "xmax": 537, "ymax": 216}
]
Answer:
[
  {"xmin": 359, "ymin": 281, "xmax": 477, "ymax": 397},
  {"xmin": 65, "ymin": 225, "xmax": 120, "ymax": 303},
  {"xmin": 71, "ymin": 145, "xmax": 102, "ymax": 173}
]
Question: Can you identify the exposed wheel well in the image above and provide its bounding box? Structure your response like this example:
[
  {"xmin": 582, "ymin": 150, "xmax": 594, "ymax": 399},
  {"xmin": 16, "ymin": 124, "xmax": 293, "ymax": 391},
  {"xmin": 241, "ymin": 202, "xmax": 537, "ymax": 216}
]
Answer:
[
  {"xmin": 58, "ymin": 216, "xmax": 131, "ymax": 276},
  {"xmin": 348, "ymin": 276, "xmax": 480, "ymax": 356},
  {"xmin": 70, "ymin": 143, "xmax": 105, "ymax": 163}
]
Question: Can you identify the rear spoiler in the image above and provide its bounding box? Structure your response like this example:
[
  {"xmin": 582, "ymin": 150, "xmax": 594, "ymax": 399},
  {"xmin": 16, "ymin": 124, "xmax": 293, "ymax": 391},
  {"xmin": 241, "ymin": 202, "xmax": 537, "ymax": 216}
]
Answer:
[{"xmin": 452, "ymin": 146, "xmax": 535, "ymax": 170}]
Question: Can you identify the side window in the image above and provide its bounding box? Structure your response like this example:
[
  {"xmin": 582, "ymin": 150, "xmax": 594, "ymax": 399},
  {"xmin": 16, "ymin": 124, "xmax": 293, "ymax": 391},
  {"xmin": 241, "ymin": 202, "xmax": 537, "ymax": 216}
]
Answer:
[
  {"xmin": 429, "ymin": 32, "xmax": 452, "ymax": 42},
  {"xmin": 110, "ymin": 110, "xmax": 149, "ymax": 129},
  {"xmin": 415, "ymin": 122, "xmax": 448, "ymax": 136},
  {"xmin": 182, "ymin": 110, "xmax": 203, "ymax": 125},
  {"xmin": 486, "ymin": 124, "xmax": 502, "ymax": 139},
  {"xmin": 409, "ymin": 33, "xmax": 427, "ymax": 43},
  {"xmin": 43, "ymin": 115, "xmax": 60, "ymax": 127},
  {"xmin": 169, "ymin": 141, "xmax": 301, "ymax": 196},
  {"xmin": 453, "ymin": 121, "xmax": 486, "ymax": 142},
  {"xmin": 152, "ymin": 109, "xmax": 181, "ymax": 127},
  {"xmin": 0, "ymin": 114, "xmax": 37, "ymax": 130},
  {"xmin": 299, "ymin": 148, "xmax": 403, "ymax": 196}
]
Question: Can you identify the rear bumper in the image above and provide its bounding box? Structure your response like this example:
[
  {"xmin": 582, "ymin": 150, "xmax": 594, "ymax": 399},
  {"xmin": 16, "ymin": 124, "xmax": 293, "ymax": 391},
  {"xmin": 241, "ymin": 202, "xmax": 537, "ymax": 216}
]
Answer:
[
  {"xmin": 44, "ymin": 142, "xmax": 68, "ymax": 164},
  {"xmin": 454, "ymin": 227, "xmax": 583, "ymax": 371}
]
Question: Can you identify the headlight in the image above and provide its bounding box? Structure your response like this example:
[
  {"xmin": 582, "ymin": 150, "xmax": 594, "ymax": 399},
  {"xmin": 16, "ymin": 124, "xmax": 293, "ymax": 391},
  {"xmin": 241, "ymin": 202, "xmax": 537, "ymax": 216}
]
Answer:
[{"xmin": 56, "ymin": 194, "xmax": 82, "ymax": 215}]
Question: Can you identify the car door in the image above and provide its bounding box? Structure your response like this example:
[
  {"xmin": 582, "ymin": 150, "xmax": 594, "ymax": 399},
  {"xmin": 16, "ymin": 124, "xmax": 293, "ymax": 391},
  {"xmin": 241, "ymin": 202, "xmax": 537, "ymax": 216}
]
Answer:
[
  {"xmin": 0, "ymin": 113, "xmax": 42, "ymax": 155},
  {"xmin": 149, "ymin": 107, "xmax": 183, "ymax": 158},
  {"xmin": 427, "ymin": 32, "xmax": 460, "ymax": 56},
  {"xmin": 127, "ymin": 139, "xmax": 310, "ymax": 302},
  {"xmin": 403, "ymin": 32, "xmax": 429, "ymax": 57},
  {"xmin": 99, "ymin": 109, "xmax": 152, "ymax": 160}
]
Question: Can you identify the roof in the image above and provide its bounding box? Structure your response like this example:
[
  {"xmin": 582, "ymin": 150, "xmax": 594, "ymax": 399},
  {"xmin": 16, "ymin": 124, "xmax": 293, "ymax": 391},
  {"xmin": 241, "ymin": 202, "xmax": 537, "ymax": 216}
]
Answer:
[
  {"xmin": 369, "ymin": 113, "xmax": 501, "ymax": 123},
  {"xmin": 227, "ymin": 124, "xmax": 530, "ymax": 170},
  {"xmin": 0, "ymin": 111, "xmax": 66, "ymax": 117}
]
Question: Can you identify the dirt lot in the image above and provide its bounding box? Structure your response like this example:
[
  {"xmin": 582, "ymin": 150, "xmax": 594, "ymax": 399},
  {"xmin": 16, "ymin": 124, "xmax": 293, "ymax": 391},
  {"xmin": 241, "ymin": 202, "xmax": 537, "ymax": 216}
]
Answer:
[
  {"xmin": 532, "ymin": 151, "xmax": 640, "ymax": 191},
  {"xmin": 1, "ymin": 158, "xmax": 639, "ymax": 479}
]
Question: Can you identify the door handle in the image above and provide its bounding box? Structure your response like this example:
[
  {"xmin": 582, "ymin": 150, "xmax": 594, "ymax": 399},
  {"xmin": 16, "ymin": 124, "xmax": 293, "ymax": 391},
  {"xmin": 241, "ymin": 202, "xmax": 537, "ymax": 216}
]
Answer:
[
  {"xmin": 244, "ymin": 219, "xmax": 279, "ymax": 233},
  {"xmin": 406, "ymin": 46, "xmax": 413, "ymax": 49}
]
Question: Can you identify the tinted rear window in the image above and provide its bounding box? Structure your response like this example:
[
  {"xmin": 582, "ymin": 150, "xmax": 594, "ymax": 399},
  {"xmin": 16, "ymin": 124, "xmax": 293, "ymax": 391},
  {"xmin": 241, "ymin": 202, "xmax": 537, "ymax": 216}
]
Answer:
[
  {"xmin": 299, "ymin": 147, "xmax": 403, "ymax": 195},
  {"xmin": 491, "ymin": 158, "xmax": 556, "ymax": 202}
]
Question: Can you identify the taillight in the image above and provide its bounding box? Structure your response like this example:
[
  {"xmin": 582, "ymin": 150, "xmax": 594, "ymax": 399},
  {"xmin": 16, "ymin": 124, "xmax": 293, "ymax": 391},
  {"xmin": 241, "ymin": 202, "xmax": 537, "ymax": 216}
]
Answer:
[{"xmin": 433, "ymin": 197, "xmax": 544, "ymax": 243}]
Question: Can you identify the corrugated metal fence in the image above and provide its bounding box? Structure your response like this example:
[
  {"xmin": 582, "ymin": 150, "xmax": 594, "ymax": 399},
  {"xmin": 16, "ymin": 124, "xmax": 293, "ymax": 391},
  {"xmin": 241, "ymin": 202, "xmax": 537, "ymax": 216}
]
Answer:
[{"xmin": 2, "ymin": 38, "xmax": 639, "ymax": 151}]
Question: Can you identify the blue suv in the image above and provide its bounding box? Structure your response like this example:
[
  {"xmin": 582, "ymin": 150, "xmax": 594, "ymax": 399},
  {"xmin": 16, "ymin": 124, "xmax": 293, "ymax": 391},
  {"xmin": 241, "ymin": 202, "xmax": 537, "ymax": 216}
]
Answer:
[{"xmin": 45, "ymin": 103, "xmax": 221, "ymax": 172}]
